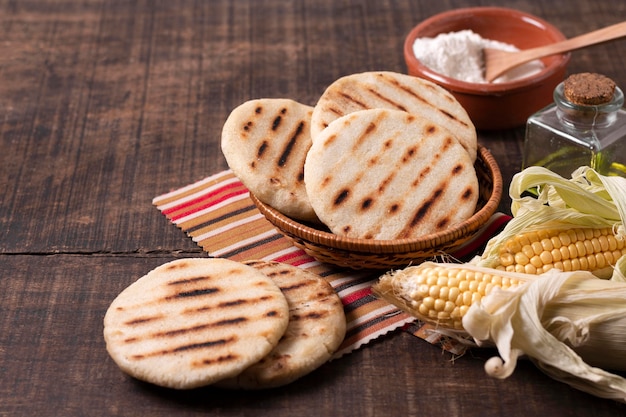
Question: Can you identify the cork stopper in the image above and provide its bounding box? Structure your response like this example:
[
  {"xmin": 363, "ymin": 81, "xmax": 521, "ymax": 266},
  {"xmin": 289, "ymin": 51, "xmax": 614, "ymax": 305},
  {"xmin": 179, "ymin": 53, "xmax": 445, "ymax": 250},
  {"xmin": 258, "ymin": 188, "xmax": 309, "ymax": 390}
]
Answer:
[{"xmin": 563, "ymin": 73, "xmax": 616, "ymax": 105}]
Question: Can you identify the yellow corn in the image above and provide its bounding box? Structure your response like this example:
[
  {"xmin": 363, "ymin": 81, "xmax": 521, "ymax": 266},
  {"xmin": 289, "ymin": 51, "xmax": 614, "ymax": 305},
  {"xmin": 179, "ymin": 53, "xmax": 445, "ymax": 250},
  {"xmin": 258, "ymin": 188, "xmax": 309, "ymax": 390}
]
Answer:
[
  {"xmin": 374, "ymin": 260, "xmax": 626, "ymax": 401},
  {"xmin": 372, "ymin": 263, "xmax": 529, "ymax": 330},
  {"xmin": 494, "ymin": 227, "xmax": 626, "ymax": 277}
]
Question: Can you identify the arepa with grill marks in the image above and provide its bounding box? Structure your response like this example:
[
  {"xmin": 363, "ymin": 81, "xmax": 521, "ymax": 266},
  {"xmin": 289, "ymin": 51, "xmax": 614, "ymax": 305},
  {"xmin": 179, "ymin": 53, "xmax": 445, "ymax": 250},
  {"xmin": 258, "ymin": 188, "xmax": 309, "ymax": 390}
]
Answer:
[
  {"xmin": 221, "ymin": 98, "xmax": 318, "ymax": 222},
  {"xmin": 216, "ymin": 260, "xmax": 346, "ymax": 389},
  {"xmin": 304, "ymin": 108, "xmax": 479, "ymax": 240},
  {"xmin": 310, "ymin": 71, "xmax": 477, "ymax": 162},
  {"xmin": 103, "ymin": 258, "xmax": 290, "ymax": 389}
]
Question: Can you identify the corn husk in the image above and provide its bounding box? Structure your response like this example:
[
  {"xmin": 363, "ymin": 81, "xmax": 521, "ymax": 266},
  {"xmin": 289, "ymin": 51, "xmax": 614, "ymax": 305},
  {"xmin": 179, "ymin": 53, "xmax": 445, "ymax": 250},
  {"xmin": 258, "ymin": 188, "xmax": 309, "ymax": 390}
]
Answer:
[
  {"xmin": 478, "ymin": 166, "xmax": 626, "ymax": 280},
  {"xmin": 464, "ymin": 269, "xmax": 626, "ymax": 403}
]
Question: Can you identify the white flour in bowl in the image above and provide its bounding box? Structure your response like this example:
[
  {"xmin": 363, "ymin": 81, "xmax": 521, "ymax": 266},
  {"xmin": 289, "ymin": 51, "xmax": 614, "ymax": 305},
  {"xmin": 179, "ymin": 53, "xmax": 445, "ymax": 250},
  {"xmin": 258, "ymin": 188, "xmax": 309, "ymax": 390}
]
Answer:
[{"xmin": 412, "ymin": 30, "xmax": 544, "ymax": 83}]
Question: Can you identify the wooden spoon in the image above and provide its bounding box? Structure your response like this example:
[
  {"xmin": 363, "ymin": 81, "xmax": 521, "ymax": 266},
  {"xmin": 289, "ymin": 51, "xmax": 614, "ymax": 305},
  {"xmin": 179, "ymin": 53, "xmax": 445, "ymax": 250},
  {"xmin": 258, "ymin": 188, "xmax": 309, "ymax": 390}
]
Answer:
[{"xmin": 484, "ymin": 21, "xmax": 626, "ymax": 82}]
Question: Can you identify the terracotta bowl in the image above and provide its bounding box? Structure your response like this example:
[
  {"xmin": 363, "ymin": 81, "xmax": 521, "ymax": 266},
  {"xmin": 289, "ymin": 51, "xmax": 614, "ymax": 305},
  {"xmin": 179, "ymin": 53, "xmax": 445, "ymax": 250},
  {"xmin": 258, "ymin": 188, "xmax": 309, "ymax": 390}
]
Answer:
[
  {"xmin": 251, "ymin": 145, "xmax": 502, "ymax": 271},
  {"xmin": 404, "ymin": 7, "xmax": 570, "ymax": 130}
]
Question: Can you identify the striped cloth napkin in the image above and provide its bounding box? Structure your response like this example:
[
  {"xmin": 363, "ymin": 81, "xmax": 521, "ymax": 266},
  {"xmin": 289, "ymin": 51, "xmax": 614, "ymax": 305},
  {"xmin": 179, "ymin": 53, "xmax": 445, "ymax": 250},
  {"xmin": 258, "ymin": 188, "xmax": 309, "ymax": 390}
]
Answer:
[{"xmin": 153, "ymin": 170, "xmax": 510, "ymax": 357}]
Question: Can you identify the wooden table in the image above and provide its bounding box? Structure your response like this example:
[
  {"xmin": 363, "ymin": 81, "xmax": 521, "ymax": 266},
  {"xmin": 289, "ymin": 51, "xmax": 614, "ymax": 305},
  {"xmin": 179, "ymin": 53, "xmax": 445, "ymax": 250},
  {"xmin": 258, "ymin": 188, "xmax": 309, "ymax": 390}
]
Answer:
[{"xmin": 2, "ymin": 1, "xmax": 626, "ymax": 416}]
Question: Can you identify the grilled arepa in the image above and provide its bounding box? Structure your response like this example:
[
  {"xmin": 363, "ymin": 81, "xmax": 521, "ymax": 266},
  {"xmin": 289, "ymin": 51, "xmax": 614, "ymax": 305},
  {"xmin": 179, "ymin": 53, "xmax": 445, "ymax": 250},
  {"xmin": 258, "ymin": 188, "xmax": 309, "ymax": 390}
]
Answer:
[
  {"xmin": 304, "ymin": 108, "xmax": 479, "ymax": 240},
  {"xmin": 216, "ymin": 260, "xmax": 346, "ymax": 389},
  {"xmin": 103, "ymin": 258, "xmax": 290, "ymax": 389},
  {"xmin": 310, "ymin": 71, "xmax": 477, "ymax": 162},
  {"xmin": 221, "ymin": 98, "xmax": 318, "ymax": 222}
]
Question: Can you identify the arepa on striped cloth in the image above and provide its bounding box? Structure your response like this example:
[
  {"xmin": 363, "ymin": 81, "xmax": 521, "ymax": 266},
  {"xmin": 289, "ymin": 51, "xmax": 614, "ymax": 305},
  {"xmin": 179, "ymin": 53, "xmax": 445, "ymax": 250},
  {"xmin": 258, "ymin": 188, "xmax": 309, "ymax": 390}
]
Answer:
[
  {"xmin": 152, "ymin": 170, "xmax": 415, "ymax": 356},
  {"xmin": 152, "ymin": 170, "xmax": 511, "ymax": 356}
]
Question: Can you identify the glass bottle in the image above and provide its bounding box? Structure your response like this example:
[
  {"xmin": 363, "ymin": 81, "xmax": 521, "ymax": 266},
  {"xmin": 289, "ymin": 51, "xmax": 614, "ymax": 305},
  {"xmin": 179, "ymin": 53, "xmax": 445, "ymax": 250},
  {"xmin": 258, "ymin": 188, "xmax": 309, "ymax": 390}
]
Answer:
[{"xmin": 523, "ymin": 73, "xmax": 626, "ymax": 178}]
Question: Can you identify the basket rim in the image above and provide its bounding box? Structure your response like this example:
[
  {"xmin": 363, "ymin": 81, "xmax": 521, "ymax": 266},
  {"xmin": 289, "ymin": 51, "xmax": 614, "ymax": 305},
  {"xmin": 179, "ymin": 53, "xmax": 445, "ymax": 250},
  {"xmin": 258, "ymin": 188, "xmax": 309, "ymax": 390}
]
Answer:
[{"xmin": 251, "ymin": 145, "xmax": 503, "ymax": 255}]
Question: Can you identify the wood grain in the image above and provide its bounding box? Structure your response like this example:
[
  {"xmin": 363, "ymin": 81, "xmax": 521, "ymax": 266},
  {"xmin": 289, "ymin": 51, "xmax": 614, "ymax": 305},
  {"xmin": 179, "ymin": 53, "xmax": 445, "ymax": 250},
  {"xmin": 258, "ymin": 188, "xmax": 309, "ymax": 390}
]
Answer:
[{"xmin": 2, "ymin": 1, "xmax": 626, "ymax": 416}]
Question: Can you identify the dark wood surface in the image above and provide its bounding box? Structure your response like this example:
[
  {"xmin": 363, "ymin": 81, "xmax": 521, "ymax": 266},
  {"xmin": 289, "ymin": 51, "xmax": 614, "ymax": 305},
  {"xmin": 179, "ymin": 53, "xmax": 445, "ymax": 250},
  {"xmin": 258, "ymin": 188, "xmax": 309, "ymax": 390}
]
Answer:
[{"xmin": 2, "ymin": 1, "xmax": 626, "ymax": 416}]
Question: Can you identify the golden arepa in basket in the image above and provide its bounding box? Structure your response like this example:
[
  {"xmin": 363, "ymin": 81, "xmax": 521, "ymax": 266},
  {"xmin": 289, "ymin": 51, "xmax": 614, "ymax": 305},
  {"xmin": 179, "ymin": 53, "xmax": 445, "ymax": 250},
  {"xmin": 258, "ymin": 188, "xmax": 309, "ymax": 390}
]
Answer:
[{"xmin": 251, "ymin": 145, "xmax": 502, "ymax": 270}]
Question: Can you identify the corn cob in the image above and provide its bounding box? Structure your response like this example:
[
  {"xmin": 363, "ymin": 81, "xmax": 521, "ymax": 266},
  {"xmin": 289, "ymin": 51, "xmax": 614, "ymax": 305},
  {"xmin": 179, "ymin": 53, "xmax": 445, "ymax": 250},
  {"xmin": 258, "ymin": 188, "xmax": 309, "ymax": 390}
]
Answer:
[
  {"xmin": 372, "ymin": 263, "xmax": 530, "ymax": 330},
  {"xmin": 492, "ymin": 227, "xmax": 626, "ymax": 277}
]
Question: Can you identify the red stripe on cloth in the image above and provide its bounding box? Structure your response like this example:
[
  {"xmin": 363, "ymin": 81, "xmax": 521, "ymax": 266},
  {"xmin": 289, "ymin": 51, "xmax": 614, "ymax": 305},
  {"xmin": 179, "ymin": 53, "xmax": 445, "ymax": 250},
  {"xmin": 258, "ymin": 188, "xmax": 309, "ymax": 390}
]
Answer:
[
  {"xmin": 272, "ymin": 249, "xmax": 311, "ymax": 264},
  {"xmin": 341, "ymin": 287, "xmax": 372, "ymax": 305},
  {"xmin": 162, "ymin": 181, "xmax": 246, "ymax": 216},
  {"xmin": 166, "ymin": 189, "xmax": 250, "ymax": 221},
  {"xmin": 288, "ymin": 258, "xmax": 318, "ymax": 267}
]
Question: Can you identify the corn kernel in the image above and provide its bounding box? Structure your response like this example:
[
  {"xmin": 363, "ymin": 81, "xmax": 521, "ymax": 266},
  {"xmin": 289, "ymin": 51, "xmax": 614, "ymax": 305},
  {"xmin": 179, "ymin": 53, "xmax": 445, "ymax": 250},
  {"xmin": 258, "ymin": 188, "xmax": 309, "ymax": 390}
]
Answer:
[
  {"xmin": 462, "ymin": 291, "xmax": 473, "ymax": 306},
  {"xmin": 428, "ymin": 285, "xmax": 440, "ymax": 299},
  {"xmin": 587, "ymin": 255, "xmax": 597, "ymax": 269},
  {"xmin": 540, "ymin": 238, "xmax": 553, "ymax": 251},
  {"xmin": 438, "ymin": 286, "xmax": 449, "ymax": 301},
  {"xmin": 471, "ymin": 292, "xmax": 482, "ymax": 304},
  {"xmin": 591, "ymin": 238, "xmax": 602, "ymax": 253},
  {"xmin": 514, "ymin": 252, "xmax": 530, "ymax": 266},
  {"xmin": 437, "ymin": 311, "xmax": 450, "ymax": 320},
  {"xmin": 522, "ymin": 245, "xmax": 535, "ymax": 259},
  {"xmin": 422, "ymin": 296, "xmax": 435, "ymax": 309},
  {"xmin": 562, "ymin": 259, "xmax": 572, "ymax": 271},
  {"xmin": 436, "ymin": 276, "xmax": 449, "ymax": 287},
  {"xmin": 500, "ymin": 253, "xmax": 514, "ymax": 267},
  {"xmin": 506, "ymin": 239, "xmax": 522, "ymax": 254},
  {"xmin": 539, "ymin": 251, "xmax": 553, "ymax": 265},
  {"xmin": 448, "ymin": 287, "xmax": 460, "ymax": 302},
  {"xmin": 530, "ymin": 255, "xmax": 543, "ymax": 268},
  {"xmin": 518, "ymin": 235, "xmax": 531, "ymax": 247},
  {"xmin": 598, "ymin": 235, "xmax": 610, "ymax": 251},
  {"xmin": 531, "ymin": 241, "xmax": 544, "ymax": 256},
  {"xmin": 537, "ymin": 229, "xmax": 551, "ymax": 240},
  {"xmin": 450, "ymin": 307, "xmax": 462, "ymax": 319}
]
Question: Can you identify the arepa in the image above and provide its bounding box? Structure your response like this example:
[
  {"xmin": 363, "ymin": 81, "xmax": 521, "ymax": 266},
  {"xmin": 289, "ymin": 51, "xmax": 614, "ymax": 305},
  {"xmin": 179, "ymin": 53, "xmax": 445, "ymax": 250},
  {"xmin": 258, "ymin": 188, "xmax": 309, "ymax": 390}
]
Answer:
[
  {"xmin": 221, "ymin": 98, "xmax": 318, "ymax": 222},
  {"xmin": 310, "ymin": 71, "xmax": 477, "ymax": 161},
  {"xmin": 103, "ymin": 258, "xmax": 290, "ymax": 389},
  {"xmin": 304, "ymin": 108, "xmax": 479, "ymax": 240},
  {"xmin": 216, "ymin": 260, "xmax": 346, "ymax": 389}
]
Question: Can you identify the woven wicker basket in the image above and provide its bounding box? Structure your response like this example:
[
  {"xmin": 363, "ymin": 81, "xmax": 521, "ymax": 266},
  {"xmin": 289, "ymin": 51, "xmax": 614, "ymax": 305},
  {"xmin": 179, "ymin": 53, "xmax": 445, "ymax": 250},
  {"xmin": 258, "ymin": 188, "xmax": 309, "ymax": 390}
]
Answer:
[{"xmin": 251, "ymin": 145, "xmax": 503, "ymax": 270}]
